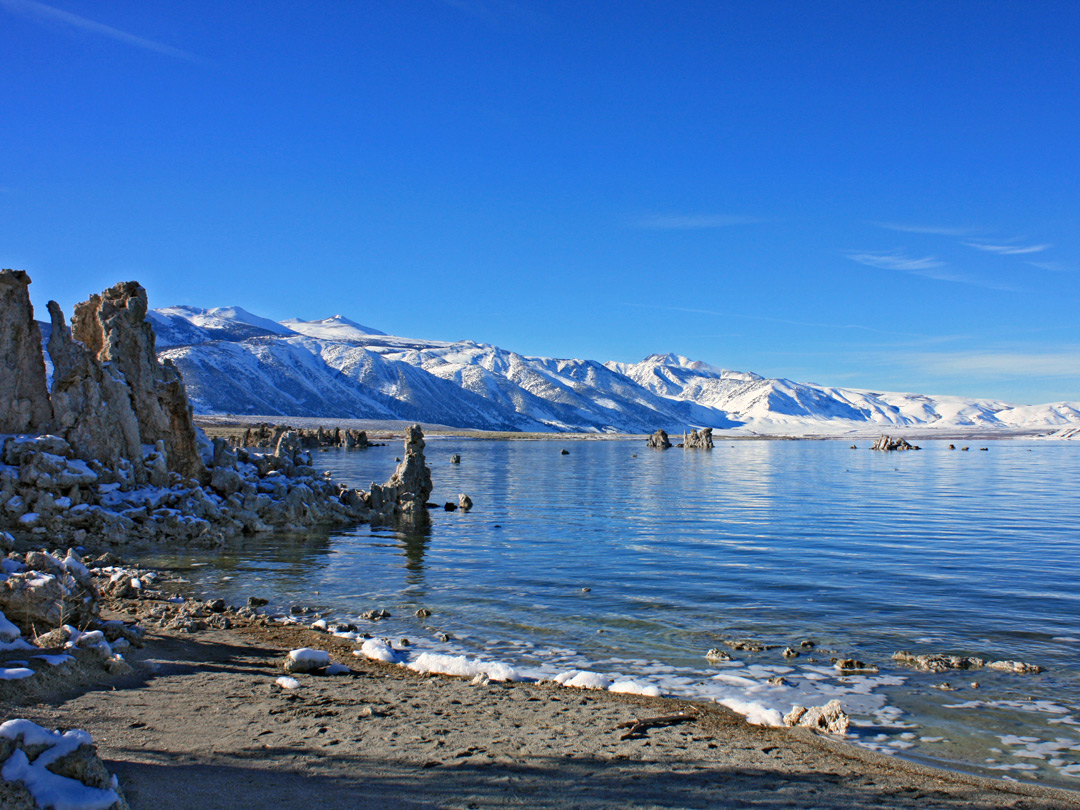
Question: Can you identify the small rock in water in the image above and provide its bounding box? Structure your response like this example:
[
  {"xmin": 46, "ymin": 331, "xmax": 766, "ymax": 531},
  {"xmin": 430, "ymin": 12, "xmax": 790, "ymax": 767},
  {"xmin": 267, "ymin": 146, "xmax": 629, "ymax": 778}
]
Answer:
[
  {"xmin": 893, "ymin": 650, "xmax": 985, "ymax": 673},
  {"xmin": 705, "ymin": 648, "xmax": 733, "ymax": 663},
  {"xmin": 784, "ymin": 700, "xmax": 849, "ymax": 734},
  {"xmin": 931, "ymin": 682, "xmax": 955, "ymax": 691},
  {"xmin": 444, "ymin": 502, "xmax": 457, "ymax": 511},
  {"xmin": 767, "ymin": 676, "xmax": 788, "ymax": 686},
  {"xmin": 399, "ymin": 638, "xmax": 410, "ymax": 646},
  {"xmin": 987, "ymin": 659, "xmax": 1044, "ymax": 674},
  {"xmin": 581, "ymin": 587, "xmax": 591, "ymax": 593},
  {"xmin": 458, "ymin": 493, "xmax": 473, "ymax": 511},
  {"xmin": 361, "ymin": 609, "xmax": 391, "ymax": 621},
  {"xmin": 560, "ymin": 448, "xmax": 570, "ymax": 455},
  {"xmin": 206, "ymin": 598, "xmax": 226, "ymax": 613},
  {"xmin": 800, "ymin": 640, "xmax": 815, "ymax": 649},
  {"xmin": 248, "ymin": 596, "xmax": 269, "ymax": 607},
  {"xmin": 395, "ymin": 457, "xmax": 402, "ymax": 462},
  {"xmin": 783, "ymin": 647, "xmax": 800, "ymax": 659},
  {"xmin": 415, "ymin": 608, "xmax": 431, "ymax": 618},
  {"xmin": 438, "ymin": 633, "xmax": 451, "ymax": 642},
  {"xmin": 724, "ymin": 639, "xmax": 775, "ymax": 652},
  {"xmin": 450, "ymin": 454, "xmax": 461, "ymax": 464},
  {"xmin": 833, "ymin": 658, "xmax": 878, "ymax": 673},
  {"xmin": 970, "ymin": 682, "xmax": 980, "ymax": 689}
]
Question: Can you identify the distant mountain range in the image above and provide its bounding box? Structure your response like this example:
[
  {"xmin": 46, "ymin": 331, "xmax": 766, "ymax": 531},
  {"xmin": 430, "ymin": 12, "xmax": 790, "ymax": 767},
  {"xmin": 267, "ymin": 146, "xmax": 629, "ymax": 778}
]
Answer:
[{"xmin": 138, "ymin": 305, "xmax": 1080, "ymax": 436}]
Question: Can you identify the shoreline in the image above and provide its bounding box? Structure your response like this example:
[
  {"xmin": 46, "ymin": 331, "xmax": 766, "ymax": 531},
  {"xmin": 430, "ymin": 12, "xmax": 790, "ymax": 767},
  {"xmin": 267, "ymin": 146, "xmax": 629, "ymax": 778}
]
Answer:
[
  {"xmin": 4, "ymin": 585, "xmax": 1080, "ymax": 808},
  {"xmin": 193, "ymin": 414, "xmax": 1068, "ymax": 443}
]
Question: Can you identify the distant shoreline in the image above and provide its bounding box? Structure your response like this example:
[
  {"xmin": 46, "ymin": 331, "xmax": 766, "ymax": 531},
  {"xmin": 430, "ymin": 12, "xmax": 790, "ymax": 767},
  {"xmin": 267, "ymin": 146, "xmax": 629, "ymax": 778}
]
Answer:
[{"xmin": 194, "ymin": 414, "xmax": 1063, "ymax": 443}]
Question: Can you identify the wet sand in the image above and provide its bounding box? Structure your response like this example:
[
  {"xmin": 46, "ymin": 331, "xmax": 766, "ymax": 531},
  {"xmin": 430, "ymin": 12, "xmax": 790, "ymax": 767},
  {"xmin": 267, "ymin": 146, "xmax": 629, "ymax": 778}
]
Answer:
[{"xmin": 5, "ymin": 609, "xmax": 1079, "ymax": 810}]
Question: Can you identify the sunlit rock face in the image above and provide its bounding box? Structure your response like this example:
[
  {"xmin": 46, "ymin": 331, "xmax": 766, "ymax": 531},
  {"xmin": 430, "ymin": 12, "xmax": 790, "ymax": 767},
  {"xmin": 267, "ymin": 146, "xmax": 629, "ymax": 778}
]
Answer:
[{"xmin": 0, "ymin": 270, "xmax": 52, "ymax": 435}]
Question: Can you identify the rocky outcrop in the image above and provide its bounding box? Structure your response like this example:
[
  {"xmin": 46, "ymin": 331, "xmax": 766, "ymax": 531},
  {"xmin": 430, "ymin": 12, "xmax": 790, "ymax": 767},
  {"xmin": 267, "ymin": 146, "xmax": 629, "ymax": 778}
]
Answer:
[
  {"xmin": 46, "ymin": 301, "xmax": 145, "ymax": 475},
  {"xmin": 871, "ymin": 435, "xmax": 920, "ymax": 451},
  {"xmin": 647, "ymin": 429, "xmax": 672, "ymax": 449},
  {"xmin": 0, "ymin": 270, "xmax": 52, "ymax": 434},
  {"xmin": 386, "ymin": 424, "xmax": 433, "ymax": 508},
  {"xmin": 72, "ymin": 282, "xmax": 204, "ymax": 481},
  {"xmin": 683, "ymin": 427, "xmax": 714, "ymax": 449}
]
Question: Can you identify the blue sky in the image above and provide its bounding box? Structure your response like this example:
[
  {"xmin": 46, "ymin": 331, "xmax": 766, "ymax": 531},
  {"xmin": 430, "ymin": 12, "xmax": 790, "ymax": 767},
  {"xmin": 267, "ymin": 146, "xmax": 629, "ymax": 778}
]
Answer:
[{"xmin": 2, "ymin": 1, "xmax": 1078, "ymax": 404}]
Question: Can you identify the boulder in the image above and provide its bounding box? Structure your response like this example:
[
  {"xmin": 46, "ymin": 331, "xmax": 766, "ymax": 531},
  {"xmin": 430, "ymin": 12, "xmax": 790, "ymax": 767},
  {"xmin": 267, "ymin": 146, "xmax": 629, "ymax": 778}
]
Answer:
[
  {"xmin": 646, "ymin": 429, "xmax": 672, "ymax": 449},
  {"xmin": 0, "ymin": 269, "xmax": 52, "ymax": 434},
  {"xmin": 0, "ymin": 720, "xmax": 129, "ymax": 810}
]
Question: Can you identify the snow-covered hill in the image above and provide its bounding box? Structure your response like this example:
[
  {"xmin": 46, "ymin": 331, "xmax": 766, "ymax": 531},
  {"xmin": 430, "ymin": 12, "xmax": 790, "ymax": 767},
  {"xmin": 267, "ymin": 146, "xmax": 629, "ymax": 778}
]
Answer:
[{"xmin": 150, "ymin": 307, "xmax": 1080, "ymax": 435}]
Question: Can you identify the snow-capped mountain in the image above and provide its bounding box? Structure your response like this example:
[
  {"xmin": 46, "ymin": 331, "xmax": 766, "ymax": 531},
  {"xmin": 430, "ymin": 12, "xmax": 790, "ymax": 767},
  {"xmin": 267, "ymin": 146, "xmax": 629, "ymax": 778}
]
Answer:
[
  {"xmin": 148, "ymin": 307, "xmax": 1080, "ymax": 435},
  {"xmin": 279, "ymin": 315, "xmax": 387, "ymax": 340},
  {"xmin": 150, "ymin": 305, "xmax": 293, "ymax": 347}
]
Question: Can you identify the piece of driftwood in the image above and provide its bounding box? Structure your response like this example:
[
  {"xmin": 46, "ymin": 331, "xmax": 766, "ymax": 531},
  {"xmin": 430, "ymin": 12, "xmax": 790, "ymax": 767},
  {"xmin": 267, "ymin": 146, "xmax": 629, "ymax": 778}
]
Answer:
[{"xmin": 615, "ymin": 712, "xmax": 697, "ymax": 740}]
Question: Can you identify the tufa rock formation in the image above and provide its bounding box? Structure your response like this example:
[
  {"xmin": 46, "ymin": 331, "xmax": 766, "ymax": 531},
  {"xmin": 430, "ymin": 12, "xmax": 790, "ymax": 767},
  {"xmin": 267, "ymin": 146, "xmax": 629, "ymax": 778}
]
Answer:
[
  {"xmin": 0, "ymin": 270, "xmax": 52, "ymax": 434},
  {"xmin": 783, "ymin": 699, "xmax": 850, "ymax": 734},
  {"xmin": 871, "ymin": 435, "xmax": 920, "ymax": 451},
  {"xmin": 647, "ymin": 429, "xmax": 672, "ymax": 449},
  {"xmin": 46, "ymin": 301, "xmax": 144, "ymax": 475},
  {"xmin": 385, "ymin": 424, "xmax": 433, "ymax": 512},
  {"xmin": 222, "ymin": 422, "xmax": 372, "ymax": 451},
  {"xmin": 71, "ymin": 282, "xmax": 204, "ymax": 480},
  {"xmin": 683, "ymin": 427, "xmax": 714, "ymax": 449}
]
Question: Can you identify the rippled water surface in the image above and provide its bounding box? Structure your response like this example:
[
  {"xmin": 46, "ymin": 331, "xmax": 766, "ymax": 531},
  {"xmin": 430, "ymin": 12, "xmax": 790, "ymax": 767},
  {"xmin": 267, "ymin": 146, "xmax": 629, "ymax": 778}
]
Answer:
[{"xmin": 131, "ymin": 437, "xmax": 1080, "ymax": 786}]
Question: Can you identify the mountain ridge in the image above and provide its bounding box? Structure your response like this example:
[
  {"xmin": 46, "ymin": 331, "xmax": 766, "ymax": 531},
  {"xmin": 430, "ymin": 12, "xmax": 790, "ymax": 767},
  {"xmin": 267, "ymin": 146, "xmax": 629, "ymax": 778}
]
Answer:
[{"xmin": 137, "ymin": 306, "xmax": 1080, "ymax": 436}]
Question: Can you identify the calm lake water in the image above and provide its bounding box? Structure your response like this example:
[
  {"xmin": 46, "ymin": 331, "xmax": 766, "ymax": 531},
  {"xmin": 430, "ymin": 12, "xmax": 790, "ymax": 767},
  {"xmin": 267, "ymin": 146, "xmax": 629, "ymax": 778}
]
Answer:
[{"xmin": 131, "ymin": 437, "xmax": 1080, "ymax": 787}]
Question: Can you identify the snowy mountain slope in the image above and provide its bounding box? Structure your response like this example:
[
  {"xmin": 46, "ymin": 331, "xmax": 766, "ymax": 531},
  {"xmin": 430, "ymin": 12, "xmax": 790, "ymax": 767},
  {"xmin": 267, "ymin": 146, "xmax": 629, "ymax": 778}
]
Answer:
[
  {"xmin": 280, "ymin": 315, "xmax": 387, "ymax": 340},
  {"xmin": 150, "ymin": 305, "xmax": 1080, "ymax": 434},
  {"xmin": 162, "ymin": 336, "xmax": 532, "ymax": 430},
  {"xmin": 150, "ymin": 305, "xmax": 293, "ymax": 347}
]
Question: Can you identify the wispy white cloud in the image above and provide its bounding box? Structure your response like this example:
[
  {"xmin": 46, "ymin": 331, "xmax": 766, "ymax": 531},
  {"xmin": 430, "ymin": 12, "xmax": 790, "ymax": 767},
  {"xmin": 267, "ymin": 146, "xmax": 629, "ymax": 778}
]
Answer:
[
  {"xmin": 844, "ymin": 250, "xmax": 1014, "ymax": 290},
  {"xmin": 1027, "ymin": 260, "xmax": 1073, "ymax": 273},
  {"xmin": 634, "ymin": 214, "xmax": 763, "ymax": 230},
  {"xmin": 845, "ymin": 250, "xmax": 944, "ymax": 273},
  {"xmin": 872, "ymin": 222, "xmax": 978, "ymax": 237},
  {"xmin": 964, "ymin": 241, "xmax": 1050, "ymax": 255},
  {"xmin": 1, "ymin": 0, "xmax": 202, "ymax": 62},
  {"xmin": 904, "ymin": 349, "xmax": 1080, "ymax": 380}
]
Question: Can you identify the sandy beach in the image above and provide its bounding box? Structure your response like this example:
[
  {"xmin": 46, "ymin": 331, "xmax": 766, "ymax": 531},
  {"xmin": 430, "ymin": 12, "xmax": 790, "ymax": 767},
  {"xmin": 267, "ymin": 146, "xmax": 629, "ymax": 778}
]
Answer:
[{"xmin": 4, "ymin": 594, "xmax": 1079, "ymax": 810}]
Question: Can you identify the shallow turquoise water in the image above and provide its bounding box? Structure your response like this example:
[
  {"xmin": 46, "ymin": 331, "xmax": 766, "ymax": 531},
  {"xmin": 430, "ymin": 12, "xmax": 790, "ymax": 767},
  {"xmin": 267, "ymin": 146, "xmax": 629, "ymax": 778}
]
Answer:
[{"xmin": 131, "ymin": 437, "xmax": 1080, "ymax": 786}]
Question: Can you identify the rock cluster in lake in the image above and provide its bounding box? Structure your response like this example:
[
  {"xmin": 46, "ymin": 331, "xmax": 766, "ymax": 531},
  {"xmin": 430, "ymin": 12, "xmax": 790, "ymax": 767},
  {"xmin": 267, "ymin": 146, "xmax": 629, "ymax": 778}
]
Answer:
[
  {"xmin": 0, "ymin": 271, "xmax": 433, "ymax": 544},
  {"xmin": 647, "ymin": 429, "xmax": 672, "ymax": 449},
  {"xmin": 221, "ymin": 422, "xmax": 372, "ymax": 450},
  {"xmin": 871, "ymin": 435, "xmax": 920, "ymax": 451},
  {"xmin": 683, "ymin": 427, "xmax": 714, "ymax": 449}
]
